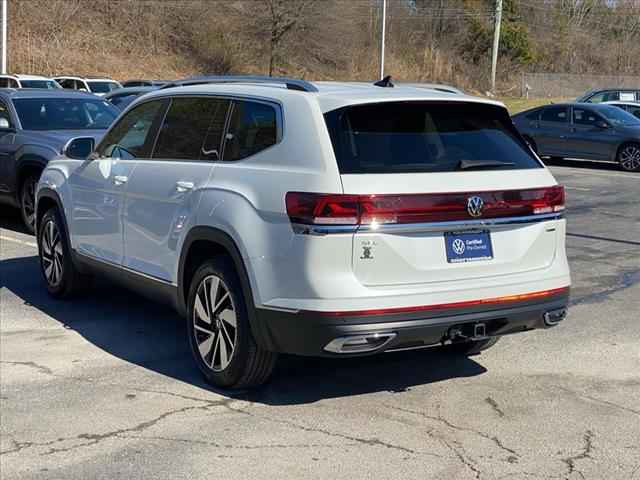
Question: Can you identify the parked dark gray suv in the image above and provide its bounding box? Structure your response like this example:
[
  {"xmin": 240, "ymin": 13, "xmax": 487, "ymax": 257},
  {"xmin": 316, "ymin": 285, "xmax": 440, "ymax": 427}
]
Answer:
[
  {"xmin": 0, "ymin": 89, "xmax": 118, "ymax": 232},
  {"xmin": 512, "ymin": 103, "xmax": 640, "ymax": 172}
]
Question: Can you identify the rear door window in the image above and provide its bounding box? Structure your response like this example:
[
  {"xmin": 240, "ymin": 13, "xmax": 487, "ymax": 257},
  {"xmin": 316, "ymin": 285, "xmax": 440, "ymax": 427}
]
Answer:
[
  {"xmin": 572, "ymin": 108, "xmax": 603, "ymax": 126},
  {"xmin": 223, "ymin": 101, "xmax": 278, "ymax": 161},
  {"xmin": 540, "ymin": 106, "xmax": 568, "ymax": 123},
  {"xmin": 323, "ymin": 101, "xmax": 541, "ymax": 174},
  {"xmin": 153, "ymin": 97, "xmax": 230, "ymax": 161}
]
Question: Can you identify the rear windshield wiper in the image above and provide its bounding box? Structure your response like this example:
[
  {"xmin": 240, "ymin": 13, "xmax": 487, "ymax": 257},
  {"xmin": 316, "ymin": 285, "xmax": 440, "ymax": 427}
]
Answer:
[{"xmin": 457, "ymin": 159, "xmax": 515, "ymax": 170}]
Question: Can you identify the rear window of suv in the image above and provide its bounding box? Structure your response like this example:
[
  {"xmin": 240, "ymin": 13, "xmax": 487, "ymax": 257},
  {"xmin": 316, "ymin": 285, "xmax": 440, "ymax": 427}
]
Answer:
[{"xmin": 323, "ymin": 101, "xmax": 541, "ymax": 174}]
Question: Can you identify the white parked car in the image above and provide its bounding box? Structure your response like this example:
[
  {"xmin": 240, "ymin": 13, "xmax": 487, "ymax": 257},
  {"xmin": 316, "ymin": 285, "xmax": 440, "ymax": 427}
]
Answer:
[
  {"xmin": 0, "ymin": 74, "xmax": 62, "ymax": 89},
  {"xmin": 53, "ymin": 76, "xmax": 122, "ymax": 96},
  {"xmin": 35, "ymin": 76, "xmax": 571, "ymax": 389}
]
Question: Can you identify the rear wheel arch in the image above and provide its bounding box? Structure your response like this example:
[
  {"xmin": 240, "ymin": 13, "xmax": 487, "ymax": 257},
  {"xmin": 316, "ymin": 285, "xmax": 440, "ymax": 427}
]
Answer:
[{"xmin": 178, "ymin": 227, "xmax": 273, "ymax": 351}]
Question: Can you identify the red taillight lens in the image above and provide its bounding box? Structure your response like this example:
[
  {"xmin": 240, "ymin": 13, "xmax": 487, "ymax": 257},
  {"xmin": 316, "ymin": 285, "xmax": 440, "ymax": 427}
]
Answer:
[
  {"xmin": 285, "ymin": 193, "xmax": 360, "ymax": 225},
  {"xmin": 286, "ymin": 186, "xmax": 565, "ymax": 226}
]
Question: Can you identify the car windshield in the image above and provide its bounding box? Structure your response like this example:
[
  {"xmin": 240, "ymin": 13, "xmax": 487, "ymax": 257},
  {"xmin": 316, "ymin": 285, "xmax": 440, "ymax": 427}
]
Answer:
[
  {"xmin": 88, "ymin": 81, "xmax": 119, "ymax": 93},
  {"xmin": 598, "ymin": 105, "xmax": 640, "ymax": 126},
  {"xmin": 13, "ymin": 98, "xmax": 118, "ymax": 130},
  {"xmin": 108, "ymin": 94, "xmax": 140, "ymax": 110},
  {"xmin": 19, "ymin": 80, "xmax": 61, "ymax": 89},
  {"xmin": 324, "ymin": 101, "xmax": 541, "ymax": 174}
]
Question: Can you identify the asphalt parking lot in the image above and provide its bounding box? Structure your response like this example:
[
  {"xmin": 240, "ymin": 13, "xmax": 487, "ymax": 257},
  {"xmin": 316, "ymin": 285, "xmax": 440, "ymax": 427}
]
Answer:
[{"xmin": 1, "ymin": 161, "xmax": 639, "ymax": 480}]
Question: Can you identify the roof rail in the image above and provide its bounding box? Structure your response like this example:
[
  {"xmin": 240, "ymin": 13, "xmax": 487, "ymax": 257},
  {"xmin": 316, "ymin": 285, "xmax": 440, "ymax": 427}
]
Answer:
[{"xmin": 160, "ymin": 75, "xmax": 319, "ymax": 93}]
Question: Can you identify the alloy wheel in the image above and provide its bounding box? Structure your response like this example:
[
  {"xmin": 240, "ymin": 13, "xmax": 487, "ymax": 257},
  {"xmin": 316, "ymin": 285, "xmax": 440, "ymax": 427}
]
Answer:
[
  {"xmin": 192, "ymin": 275, "xmax": 238, "ymax": 372},
  {"xmin": 620, "ymin": 145, "xmax": 640, "ymax": 171},
  {"xmin": 21, "ymin": 177, "xmax": 36, "ymax": 232},
  {"xmin": 41, "ymin": 220, "xmax": 64, "ymax": 286}
]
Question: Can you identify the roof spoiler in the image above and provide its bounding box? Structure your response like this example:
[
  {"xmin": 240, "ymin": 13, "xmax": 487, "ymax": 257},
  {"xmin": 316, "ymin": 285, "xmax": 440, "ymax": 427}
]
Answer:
[{"xmin": 160, "ymin": 75, "xmax": 318, "ymax": 93}]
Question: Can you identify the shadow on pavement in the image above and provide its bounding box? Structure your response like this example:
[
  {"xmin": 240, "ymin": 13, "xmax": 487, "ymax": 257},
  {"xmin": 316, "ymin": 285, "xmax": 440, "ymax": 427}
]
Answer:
[
  {"xmin": 1, "ymin": 253, "xmax": 487, "ymax": 405},
  {"xmin": 544, "ymin": 157, "xmax": 622, "ymax": 172},
  {"xmin": 0, "ymin": 205, "xmax": 29, "ymax": 235}
]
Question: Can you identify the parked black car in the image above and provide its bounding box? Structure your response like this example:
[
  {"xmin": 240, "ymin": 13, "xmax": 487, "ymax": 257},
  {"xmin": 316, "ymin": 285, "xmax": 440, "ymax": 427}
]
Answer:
[
  {"xmin": 0, "ymin": 89, "xmax": 119, "ymax": 232},
  {"xmin": 576, "ymin": 88, "xmax": 640, "ymax": 103},
  {"xmin": 104, "ymin": 86, "xmax": 159, "ymax": 110},
  {"xmin": 512, "ymin": 102, "xmax": 640, "ymax": 172}
]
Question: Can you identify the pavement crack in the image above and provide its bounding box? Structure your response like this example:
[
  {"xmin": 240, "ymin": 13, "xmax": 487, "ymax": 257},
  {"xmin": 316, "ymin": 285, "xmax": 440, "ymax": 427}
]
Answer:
[
  {"xmin": 485, "ymin": 396, "xmax": 505, "ymax": 418},
  {"xmin": 120, "ymin": 434, "xmax": 358, "ymax": 451},
  {"xmin": 0, "ymin": 360, "xmax": 53, "ymax": 376},
  {"xmin": 387, "ymin": 405, "xmax": 519, "ymax": 458},
  {"xmin": 224, "ymin": 404, "xmax": 429, "ymax": 457},
  {"xmin": 561, "ymin": 430, "xmax": 595, "ymax": 479},
  {"xmin": 556, "ymin": 385, "xmax": 640, "ymax": 417}
]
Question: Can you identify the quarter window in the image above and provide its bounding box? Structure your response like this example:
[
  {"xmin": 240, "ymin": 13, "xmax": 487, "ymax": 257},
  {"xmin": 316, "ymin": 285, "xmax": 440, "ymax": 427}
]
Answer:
[
  {"xmin": 153, "ymin": 97, "xmax": 229, "ymax": 161},
  {"xmin": 540, "ymin": 106, "xmax": 568, "ymax": 123},
  {"xmin": 223, "ymin": 101, "xmax": 278, "ymax": 161},
  {"xmin": 97, "ymin": 99, "xmax": 167, "ymax": 159}
]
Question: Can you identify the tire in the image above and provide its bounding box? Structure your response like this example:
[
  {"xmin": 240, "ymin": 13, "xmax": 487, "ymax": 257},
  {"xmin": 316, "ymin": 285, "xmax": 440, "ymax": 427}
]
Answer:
[
  {"xmin": 20, "ymin": 174, "xmax": 38, "ymax": 234},
  {"xmin": 186, "ymin": 257, "xmax": 277, "ymax": 389},
  {"xmin": 617, "ymin": 143, "xmax": 640, "ymax": 172},
  {"xmin": 443, "ymin": 337, "xmax": 500, "ymax": 356},
  {"xmin": 37, "ymin": 207, "xmax": 91, "ymax": 298}
]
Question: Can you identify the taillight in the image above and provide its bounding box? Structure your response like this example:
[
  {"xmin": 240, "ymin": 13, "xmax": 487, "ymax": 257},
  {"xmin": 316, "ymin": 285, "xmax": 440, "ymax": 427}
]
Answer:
[{"xmin": 285, "ymin": 186, "xmax": 565, "ymax": 226}]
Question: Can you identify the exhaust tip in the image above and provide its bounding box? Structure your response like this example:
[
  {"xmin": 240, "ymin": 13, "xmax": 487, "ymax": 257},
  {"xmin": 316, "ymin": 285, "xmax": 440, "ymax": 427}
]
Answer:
[
  {"xmin": 324, "ymin": 332, "xmax": 397, "ymax": 354},
  {"xmin": 544, "ymin": 307, "xmax": 567, "ymax": 326}
]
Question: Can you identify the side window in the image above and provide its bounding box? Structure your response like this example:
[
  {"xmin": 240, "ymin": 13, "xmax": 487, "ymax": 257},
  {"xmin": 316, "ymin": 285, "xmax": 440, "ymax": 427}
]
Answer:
[
  {"xmin": 540, "ymin": 106, "xmax": 568, "ymax": 123},
  {"xmin": 525, "ymin": 110, "xmax": 539, "ymax": 121},
  {"xmin": 223, "ymin": 100, "xmax": 278, "ymax": 161},
  {"xmin": 59, "ymin": 79, "xmax": 74, "ymax": 89},
  {"xmin": 9, "ymin": 79, "xmax": 19, "ymax": 88},
  {"xmin": 0, "ymin": 78, "xmax": 8, "ymax": 88},
  {"xmin": 603, "ymin": 92, "xmax": 620, "ymax": 102},
  {"xmin": 628, "ymin": 106, "xmax": 640, "ymax": 119},
  {"xmin": 573, "ymin": 108, "xmax": 603, "ymax": 126},
  {"xmin": 585, "ymin": 92, "xmax": 605, "ymax": 103},
  {"xmin": 0, "ymin": 100, "xmax": 13, "ymax": 127},
  {"xmin": 153, "ymin": 97, "xmax": 229, "ymax": 161},
  {"xmin": 97, "ymin": 99, "xmax": 167, "ymax": 159}
]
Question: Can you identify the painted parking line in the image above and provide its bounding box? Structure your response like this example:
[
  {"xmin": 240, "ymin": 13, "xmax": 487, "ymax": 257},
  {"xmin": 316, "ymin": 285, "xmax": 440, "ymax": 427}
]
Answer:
[
  {"xmin": 564, "ymin": 186, "xmax": 591, "ymax": 191},
  {"xmin": 0, "ymin": 234, "xmax": 37, "ymax": 249}
]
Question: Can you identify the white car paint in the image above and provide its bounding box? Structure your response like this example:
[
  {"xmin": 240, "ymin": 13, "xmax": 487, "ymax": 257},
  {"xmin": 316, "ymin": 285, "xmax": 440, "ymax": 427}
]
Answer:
[{"xmin": 38, "ymin": 81, "xmax": 571, "ymax": 315}]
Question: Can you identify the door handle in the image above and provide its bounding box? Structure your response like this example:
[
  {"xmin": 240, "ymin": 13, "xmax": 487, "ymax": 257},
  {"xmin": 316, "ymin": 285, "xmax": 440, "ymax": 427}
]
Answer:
[
  {"xmin": 559, "ymin": 135, "xmax": 567, "ymax": 139},
  {"xmin": 113, "ymin": 175, "xmax": 128, "ymax": 185},
  {"xmin": 175, "ymin": 181, "xmax": 194, "ymax": 193}
]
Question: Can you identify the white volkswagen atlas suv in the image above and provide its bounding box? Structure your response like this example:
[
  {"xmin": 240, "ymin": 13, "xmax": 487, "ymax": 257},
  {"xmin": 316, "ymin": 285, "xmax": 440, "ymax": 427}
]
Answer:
[{"xmin": 35, "ymin": 76, "xmax": 571, "ymax": 389}]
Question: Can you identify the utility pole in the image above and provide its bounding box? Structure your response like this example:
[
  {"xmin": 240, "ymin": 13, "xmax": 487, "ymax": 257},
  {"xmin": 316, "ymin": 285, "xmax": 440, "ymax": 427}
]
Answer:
[
  {"xmin": 1, "ymin": 0, "xmax": 7, "ymax": 74},
  {"xmin": 491, "ymin": 0, "xmax": 502, "ymax": 94},
  {"xmin": 380, "ymin": 0, "xmax": 386, "ymax": 80}
]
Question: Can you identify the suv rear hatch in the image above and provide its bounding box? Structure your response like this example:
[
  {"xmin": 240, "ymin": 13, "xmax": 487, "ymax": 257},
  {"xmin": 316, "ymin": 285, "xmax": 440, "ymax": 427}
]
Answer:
[{"xmin": 321, "ymin": 100, "xmax": 564, "ymax": 287}]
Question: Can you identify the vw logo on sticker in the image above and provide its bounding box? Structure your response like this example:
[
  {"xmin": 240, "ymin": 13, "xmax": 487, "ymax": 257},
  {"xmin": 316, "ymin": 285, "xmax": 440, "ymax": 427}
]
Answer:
[{"xmin": 452, "ymin": 238, "xmax": 466, "ymax": 255}]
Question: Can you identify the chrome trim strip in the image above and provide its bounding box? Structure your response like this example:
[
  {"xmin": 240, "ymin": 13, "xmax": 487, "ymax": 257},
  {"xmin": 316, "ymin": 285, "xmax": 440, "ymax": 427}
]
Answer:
[
  {"xmin": 292, "ymin": 212, "xmax": 564, "ymax": 236},
  {"xmin": 75, "ymin": 251, "xmax": 177, "ymax": 287}
]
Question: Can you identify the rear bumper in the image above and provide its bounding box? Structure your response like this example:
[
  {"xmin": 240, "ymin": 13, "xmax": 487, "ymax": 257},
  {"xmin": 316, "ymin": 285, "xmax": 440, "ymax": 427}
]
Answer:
[{"xmin": 256, "ymin": 288, "xmax": 570, "ymax": 356}]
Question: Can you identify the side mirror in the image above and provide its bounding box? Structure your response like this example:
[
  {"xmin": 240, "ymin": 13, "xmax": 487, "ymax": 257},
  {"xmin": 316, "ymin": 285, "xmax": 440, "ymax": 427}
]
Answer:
[
  {"xmin": 596, "ymin": 120, "xmax": 609, "ymax": 129},
  {"xmin": 0, "ymin": 117, "xmax": 14, "ymax": 130},
  {"xmin": 64, "ymin": 137, "xmax": 95, "ymax": 160}
]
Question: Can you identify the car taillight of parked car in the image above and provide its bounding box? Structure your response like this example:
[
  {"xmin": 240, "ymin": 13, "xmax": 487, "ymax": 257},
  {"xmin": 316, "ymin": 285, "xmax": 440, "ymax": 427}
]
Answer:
[{"xmin": 285, "ymin": 186, "xmax": 565, "ymax": 226}]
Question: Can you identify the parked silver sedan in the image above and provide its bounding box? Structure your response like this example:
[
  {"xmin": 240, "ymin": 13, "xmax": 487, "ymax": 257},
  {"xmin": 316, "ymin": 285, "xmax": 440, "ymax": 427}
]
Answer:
[{"xmin": 512, "ymin": 102, "xmax": 640, "ymax": 172}]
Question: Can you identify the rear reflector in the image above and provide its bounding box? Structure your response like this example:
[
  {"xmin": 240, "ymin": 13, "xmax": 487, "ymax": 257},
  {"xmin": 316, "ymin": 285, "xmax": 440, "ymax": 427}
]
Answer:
[
  {"xmin": 301, "ymin": 286, "xmax": 570, "ymax": 317},
  {"xmin": 285, "ymin": 186, "xmax": 565, "ymax": 226}
]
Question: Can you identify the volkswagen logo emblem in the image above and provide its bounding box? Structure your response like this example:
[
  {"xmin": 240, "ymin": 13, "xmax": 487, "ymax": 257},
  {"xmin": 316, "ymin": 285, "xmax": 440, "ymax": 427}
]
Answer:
[
  {"xmin": 452, "ymin": 239, "xmax": 466, "ymax": 255},
  {"xmin": 467, "ymin": 196, "xmax": 484, "ymax": 218}
]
